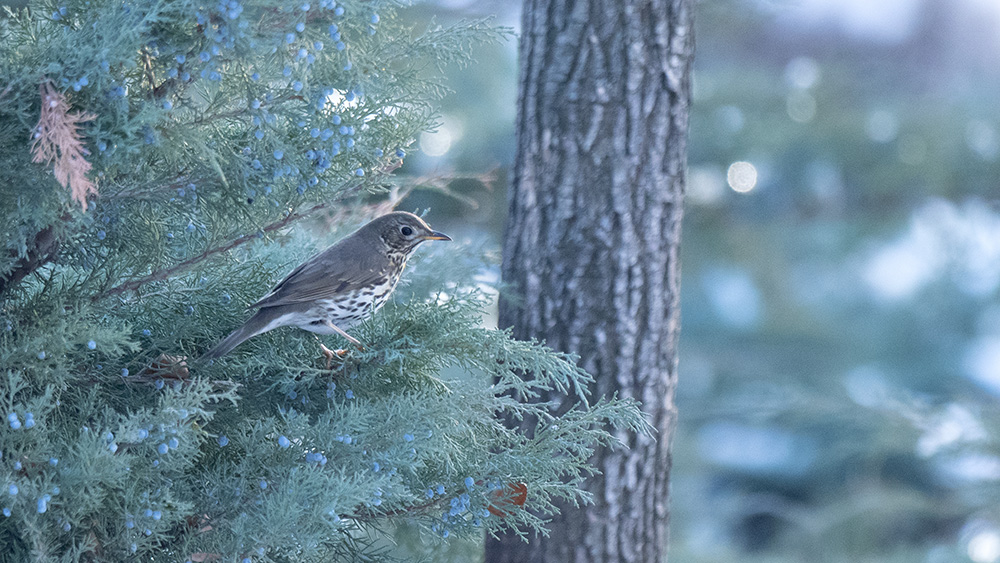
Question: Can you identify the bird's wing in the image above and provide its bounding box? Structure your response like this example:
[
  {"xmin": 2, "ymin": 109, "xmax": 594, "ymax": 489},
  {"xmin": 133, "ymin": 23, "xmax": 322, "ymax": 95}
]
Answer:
[{"xmin": 248, "ymin": 236, "xmax": 389, "ymax": 309}]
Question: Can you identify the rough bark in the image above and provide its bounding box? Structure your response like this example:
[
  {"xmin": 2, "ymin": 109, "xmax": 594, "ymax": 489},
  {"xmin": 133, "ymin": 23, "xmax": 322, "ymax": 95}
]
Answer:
[{"xmin": 486, "ymin": 0, "xmax": 692, "ymax": 562}]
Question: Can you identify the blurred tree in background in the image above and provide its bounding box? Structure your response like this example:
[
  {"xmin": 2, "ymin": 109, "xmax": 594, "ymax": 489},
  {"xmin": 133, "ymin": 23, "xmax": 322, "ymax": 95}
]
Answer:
[
  {"xmin": 674, "ymin": 1, "xmax": 1000, "ymax": 561},
  {"xmin": 405, "ymin": 0, "xmax": 1000, "ymax": 562},
  {"xmin": 0, "ymin": 0, "xmax": 646, "ymax": 560}
]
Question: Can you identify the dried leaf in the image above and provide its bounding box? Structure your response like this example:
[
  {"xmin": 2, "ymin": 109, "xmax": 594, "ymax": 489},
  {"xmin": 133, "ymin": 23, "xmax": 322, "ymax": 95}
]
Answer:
[
  {"xmin": 487, "ymin": 482, "xmax": 528, "ymax": 517},
  {"xmin": 30, "ymin": 81, "xmax": 97, "ymax": 210}
]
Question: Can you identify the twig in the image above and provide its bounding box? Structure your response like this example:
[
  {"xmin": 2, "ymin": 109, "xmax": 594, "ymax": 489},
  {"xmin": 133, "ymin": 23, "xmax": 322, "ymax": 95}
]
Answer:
[
  {"xmin": 408, "ymin": 167, "xmax": 500, "ymax": 210},
  {"xmin": 183, "ymin": 91, "xmax": 300, "ymax": 128},
  {"xmin": 109, "ymin": 175, "xmax": 194, "ymax": 200},
  {"xmin": 349, "ymin": 496, "xmax": 444, "ymax": 522},
  {"xmin": 93, "ymin": 165, "xmax": 479, "ymax": 301},
  {"xmin": 96, "ymin": 199, "xmax": 334, "ymax": 301},
  {"xmin": 142, "ymin": 48, "xmax": 157, "ymax": 94}
]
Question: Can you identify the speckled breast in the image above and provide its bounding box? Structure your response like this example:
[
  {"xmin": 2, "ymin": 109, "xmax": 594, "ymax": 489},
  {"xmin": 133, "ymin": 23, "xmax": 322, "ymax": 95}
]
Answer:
[{"xmin": 314, "ymin": 260, "xmax": 405, "ymax": 329}]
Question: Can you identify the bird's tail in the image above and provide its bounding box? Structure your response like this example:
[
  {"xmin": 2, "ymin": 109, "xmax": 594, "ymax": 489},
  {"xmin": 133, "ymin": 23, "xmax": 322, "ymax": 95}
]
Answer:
[{"xmin": 200, "ymin": 311, "xmax": 274, "ymax": 361}]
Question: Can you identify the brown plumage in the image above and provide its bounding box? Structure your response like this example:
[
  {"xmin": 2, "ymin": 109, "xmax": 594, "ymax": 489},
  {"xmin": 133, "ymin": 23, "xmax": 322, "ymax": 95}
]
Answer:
[{"xmin": 201, "ymin": 211, "xmax": 450, "ymax": 360}]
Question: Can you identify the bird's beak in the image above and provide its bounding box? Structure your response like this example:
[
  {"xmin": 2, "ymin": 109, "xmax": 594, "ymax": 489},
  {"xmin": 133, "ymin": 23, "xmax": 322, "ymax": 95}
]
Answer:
[{"xmin": 423, "ymin": 230, "xmax": 452, "ymax": 241}]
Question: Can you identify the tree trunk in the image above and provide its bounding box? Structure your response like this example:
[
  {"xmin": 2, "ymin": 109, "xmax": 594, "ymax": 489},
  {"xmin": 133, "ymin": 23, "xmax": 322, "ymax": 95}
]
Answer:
[{"xmin": 486, "ymin": 1, "xmax": 693, "ymax": 562}]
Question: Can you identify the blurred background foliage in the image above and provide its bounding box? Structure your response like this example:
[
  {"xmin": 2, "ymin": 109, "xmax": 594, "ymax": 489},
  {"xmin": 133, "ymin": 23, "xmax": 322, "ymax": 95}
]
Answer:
[{"xmin": 403, "ymin": 0, "xmax": 1000, "ymax": 561}]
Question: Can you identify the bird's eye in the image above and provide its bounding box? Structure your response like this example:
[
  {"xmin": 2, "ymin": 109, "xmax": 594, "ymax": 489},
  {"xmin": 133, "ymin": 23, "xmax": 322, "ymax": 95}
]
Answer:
[{"xmin": 401, "ymin": 226, "xmax": 413, "ymax": 236}]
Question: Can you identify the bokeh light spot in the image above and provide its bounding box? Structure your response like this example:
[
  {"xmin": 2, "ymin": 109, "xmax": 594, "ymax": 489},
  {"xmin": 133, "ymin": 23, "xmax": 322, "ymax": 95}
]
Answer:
[
  {"xmin": 866, "ymin": 110, "xmax": 898, "ymax": 143},
  {"xmin": 784, "ymin": 56, "xmax": 820, "ymax": 89},
  {"xmin": 787, "ymin": 91, "xmax": 817, "ymax": 123},
  {"xmin": 726, "ymin": 161, "xmax": 758, "ymax": 193},
  {"xmin": 968, "ymin": 530, "xmax": 1000, "ymax": 563},
  {"xmin": 420, "ymin": 127, "xmax": 452, "ymax": 157},
  {"xmin": 419, "ymin": 115, "xmax": 463, "ymax": 157},
  {"xmin": 966, "ymin": 119, "xmax": 999, "ymax": 161}
]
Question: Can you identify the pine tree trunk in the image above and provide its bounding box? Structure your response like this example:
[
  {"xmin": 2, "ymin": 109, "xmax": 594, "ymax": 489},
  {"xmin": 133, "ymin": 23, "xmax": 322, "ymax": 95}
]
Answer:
[{"xmin": 486, "ymin": 0, "xmax": 693, "ymax": 561}]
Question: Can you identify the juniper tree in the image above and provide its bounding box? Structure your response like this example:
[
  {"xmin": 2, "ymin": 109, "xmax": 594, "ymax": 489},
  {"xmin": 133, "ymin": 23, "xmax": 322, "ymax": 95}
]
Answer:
[{"xmin": 0, "ymin": 1, "xmax": 646, "ymax": 561}]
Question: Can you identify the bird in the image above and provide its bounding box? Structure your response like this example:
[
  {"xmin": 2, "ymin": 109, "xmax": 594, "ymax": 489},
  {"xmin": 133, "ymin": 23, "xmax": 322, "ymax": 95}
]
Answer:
[{"xmin": 201, "ymin": 211, "xmax": 451, "ymax": 360}]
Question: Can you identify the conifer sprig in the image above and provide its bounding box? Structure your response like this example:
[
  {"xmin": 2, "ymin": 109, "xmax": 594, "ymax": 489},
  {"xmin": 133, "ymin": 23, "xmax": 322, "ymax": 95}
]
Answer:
[{"xmin": 30, "ymin": 82, "xmax": 96, "ymax": 210}]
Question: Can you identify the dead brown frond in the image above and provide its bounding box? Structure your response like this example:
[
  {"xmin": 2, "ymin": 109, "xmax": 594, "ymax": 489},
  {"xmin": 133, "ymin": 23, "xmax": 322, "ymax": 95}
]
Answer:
[{"xmin": 30, "ymin": 81, "xmax": 98, "ymax": 210}]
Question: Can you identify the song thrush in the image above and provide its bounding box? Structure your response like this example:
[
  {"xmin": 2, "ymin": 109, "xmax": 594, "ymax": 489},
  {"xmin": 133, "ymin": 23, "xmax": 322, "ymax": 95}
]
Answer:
[{"xmin": 201, "ymin": 211, "xmax": 451, "ymax": 360}]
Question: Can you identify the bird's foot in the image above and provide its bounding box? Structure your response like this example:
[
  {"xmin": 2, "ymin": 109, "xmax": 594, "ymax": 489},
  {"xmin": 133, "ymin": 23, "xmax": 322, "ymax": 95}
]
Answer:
[
  {"xmin": 135, "ymin": 354, "xmax": 190, "ymax": 384},
  {"xmin": 320, "ymin": 343, "xmax": 349, "ymax": 369}
]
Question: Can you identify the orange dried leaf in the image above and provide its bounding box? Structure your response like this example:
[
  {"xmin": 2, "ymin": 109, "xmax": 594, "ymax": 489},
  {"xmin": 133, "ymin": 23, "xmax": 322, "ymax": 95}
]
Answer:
[
  {"xmin": 30, "ymin": 82, "xmax": 97, "ymax": 210},
  {"xmin": 487, "ymin": 482, "xmax": 528, "ymax": 517}
]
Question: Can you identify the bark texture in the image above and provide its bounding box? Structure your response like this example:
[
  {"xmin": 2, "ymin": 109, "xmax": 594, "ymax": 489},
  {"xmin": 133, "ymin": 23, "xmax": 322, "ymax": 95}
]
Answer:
[{"xmin": 486, "ymin": 0, "xmax": 693, "ymax": 562}]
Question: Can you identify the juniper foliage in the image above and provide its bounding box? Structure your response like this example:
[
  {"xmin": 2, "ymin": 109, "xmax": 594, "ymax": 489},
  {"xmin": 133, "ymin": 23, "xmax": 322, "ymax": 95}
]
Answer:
[{"xmin": 0, "ymin": 0, "xmax": 647, "ymax": 560}]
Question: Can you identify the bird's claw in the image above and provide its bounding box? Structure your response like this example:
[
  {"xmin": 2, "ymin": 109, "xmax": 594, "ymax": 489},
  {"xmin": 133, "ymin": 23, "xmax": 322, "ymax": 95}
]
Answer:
[{"xmin": 320, "ymin": 344, "xmax": 349, "ymax": 369}]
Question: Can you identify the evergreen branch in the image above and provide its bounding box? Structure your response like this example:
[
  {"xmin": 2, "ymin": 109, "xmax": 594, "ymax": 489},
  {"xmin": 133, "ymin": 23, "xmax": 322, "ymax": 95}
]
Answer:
[
  {"xmin": 349, "ymin": 497, "xmax": 443, "ymax": 522},
  {"xmin": 179, "ymin": 92, "xmax": 301, "ymax": 128},
  {"xmin": 108, "ymin": 174, "xmax": 194, "ymax": 200},
  {"xmin": 96, "ymin": 200, "xmax": 335, "ymax": 301}
]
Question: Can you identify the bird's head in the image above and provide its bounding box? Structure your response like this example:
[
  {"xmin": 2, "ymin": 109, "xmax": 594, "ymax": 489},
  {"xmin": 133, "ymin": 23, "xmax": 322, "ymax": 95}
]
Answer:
[{"xmin": 373, "ymin": 211, "xmax": 451, "ymax": 253}]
